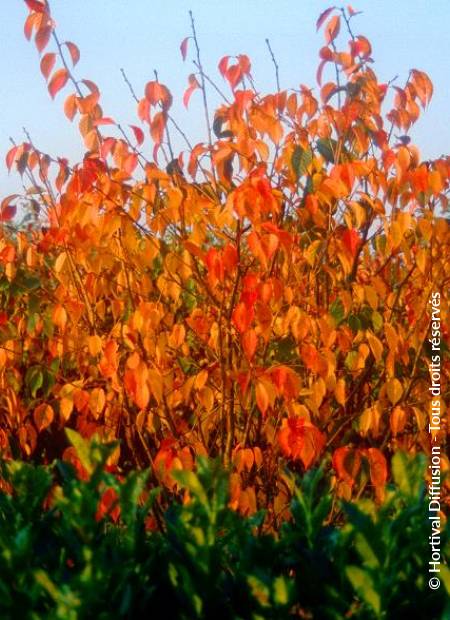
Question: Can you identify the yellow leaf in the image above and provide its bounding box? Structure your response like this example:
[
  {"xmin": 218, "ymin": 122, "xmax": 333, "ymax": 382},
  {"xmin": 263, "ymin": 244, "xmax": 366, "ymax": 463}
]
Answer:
[
  {"xmin": 148, "ymin": 369, "xmax": 163, "ymax": 404},
  {"xmin": 89, "ymin": 388, "xmax": 106, "ymax": 418},
  {"xmin": 194, "ymin": 369, "xmax": 208, "ymax": 391},
  {"xmin": 60, "ymin": 397, "xmax": 74, "ymax": 421},
  {"xmin": 415, "ymin": 248, "xmax": 427, "ymax": 275},
  {"xmin": 364, "ymin": 285, "xmax": 378, "ymax": 310},
  {"xmin": 334, "ymin": 378, "xmax": 346, "ymax": 406},
  {"xmin": 33, "ymin": 404, "xmax": 54, "ymax": 432},
  {"xmin": 386, "ymin": 378, "xmax": 403, "ymax": 405},
  {"xmin": 390, "ymin": 405, "xmax": 407, "ymax": 436},
  {"xmin": 366, "ymin": 330, "xmax": 383, "ymax": 363},
  {"xmin": 88, "ymin": 335, "xmax": 102, "ymax": 356},
  {"xmin": 54, "ymin": 252, "xmax": 67, "ymax": 273}
]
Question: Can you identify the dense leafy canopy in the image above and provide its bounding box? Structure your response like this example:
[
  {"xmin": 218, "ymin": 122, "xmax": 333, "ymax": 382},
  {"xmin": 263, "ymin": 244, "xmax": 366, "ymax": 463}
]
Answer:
[{"xmin": 0, "ymin": 1, "xmax": 448, "ymax": 528}]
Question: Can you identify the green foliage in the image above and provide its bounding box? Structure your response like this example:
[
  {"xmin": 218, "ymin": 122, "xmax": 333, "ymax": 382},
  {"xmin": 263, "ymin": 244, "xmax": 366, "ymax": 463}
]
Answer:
[{"xmin": 0, "ymin": 443, "xmax": 448, "ymax": 619}]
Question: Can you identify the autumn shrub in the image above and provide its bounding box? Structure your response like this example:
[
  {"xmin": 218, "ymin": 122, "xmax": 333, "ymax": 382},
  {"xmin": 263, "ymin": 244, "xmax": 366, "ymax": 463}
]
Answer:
[
  {"xmin": 0, "ymin": 1, "xmax": 448, "ymax": 525},
  {"xmin": 0, "ymin": 436, "xmax": 448, "ymax": 619}
]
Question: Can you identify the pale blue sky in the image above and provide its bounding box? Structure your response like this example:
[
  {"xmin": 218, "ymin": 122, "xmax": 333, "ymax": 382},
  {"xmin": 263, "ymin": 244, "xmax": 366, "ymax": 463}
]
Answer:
[{"xmin": 1, "ymin": 1, "xmax": 449, "ymax": 195}]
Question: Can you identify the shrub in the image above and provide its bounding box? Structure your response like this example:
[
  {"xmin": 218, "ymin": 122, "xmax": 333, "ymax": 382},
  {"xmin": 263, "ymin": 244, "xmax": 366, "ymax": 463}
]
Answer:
[{"xmin": 0, "ymin": 438, "xmax": 448, "ymax": 618}]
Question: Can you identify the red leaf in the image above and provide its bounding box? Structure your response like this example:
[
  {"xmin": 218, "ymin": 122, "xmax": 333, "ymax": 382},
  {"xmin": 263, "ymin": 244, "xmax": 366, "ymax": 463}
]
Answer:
[
  {"xmin": 183, "ymin": 74, "xmax": 200, "ymax": 108},
  {"xmin": 5, "ymin": 146, "xmax": 18, "ymax": 172},
  {"xmin": 0, "ymin": 195, "xmax": 18, "ymax": 222},
  {"xmin": 65, "ymin": 41, "xmax": 80, "ymax": 66},
  {"xmin": 242, "ymin": 329, "xmax": 257, "ymax": 360},
  {"xmin": 25, "ymin": 0, "xmax": 46, "ymax": 12},
  {"xmin": 332, "ymin": 447, "xmax": 361, "ymax": 487},
  {"xmin": 48, "ymin": 68, "xmax": 69, "ymax": 99},
  {"xmin": 180, "ymin": 36, "xmax": 189, "ymax": 61},
  {"xmin": 324, "ymin": 15, "xmax": 340, "ymax": 44},
  {"xmin": 342, "ymin": 228, "xmax": 361, "ymax": 257},
  {"xmin": 150, "ymin": 111, "xmax": 166, "ymax": 145},
  {"xmin": 145, "ymin": 81, "xmax": 172, "ymax": 110},
  {"xmin": 218, "ymin": 56, "xmax": 230, "ymax": 77},
  {"xmin": 40, "ymin": 52, "xmax": 56, "ymax": 80},
  {"xmin": 129, "ymin": 125, "xmax": 144, "ymax": 146},
  {"xmin": 232, "ymin": 302, "xmax": 254, "ymax": 334},
  {"xmin": 35, "ymin": 25, "xmax": 52, "ymax": 53},
  {"xmin": 364, "ymin": 448, "xmax": 388, "ymax": 488},
  {"xmin": 316, "ymin": 6, "xmax": 336, "ymax": 31}
]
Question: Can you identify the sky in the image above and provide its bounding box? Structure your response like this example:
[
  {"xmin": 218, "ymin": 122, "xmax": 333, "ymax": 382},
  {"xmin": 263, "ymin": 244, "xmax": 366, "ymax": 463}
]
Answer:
[{"xmin": 1, "ymin": 0, "xmax": 449, "ymax": 197}]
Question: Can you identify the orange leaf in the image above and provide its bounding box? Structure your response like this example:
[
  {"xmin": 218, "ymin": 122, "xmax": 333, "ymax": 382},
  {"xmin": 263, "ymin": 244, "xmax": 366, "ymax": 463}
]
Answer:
[
  {"xmin": 364, "ymin": 448, "xmax": 387, "ymax": 488},
  {"xmin": 65, "ymin": 41, "xmax": 80, "ymax": 66},
  {"xmin": 48, "ymin": 68, "xmax": 69, "ymax": 99},
  {"xmin": 40, "ymin": 52, "xmax": 56, "ymax": 80},
  {"xmin": 316, "ymin": 6, "xmax": 336, "ymax": 31},
  {"xmin": 180, "ymin": 36, "xmax": 189, "ymax": 61},
  {"xmin": 232, "ymin": 302, "xmax": 254, "ymax": 334},
  {"xmin": 242, "ymin": 329, "xmax": 257, "ymax": 360},
  {"xmin": 183, "ymin": 74, "xmax": 200, "ymax": 108},
  {"xmin": 35, "ymin": 25, "xmax": 52, "ymax": 53},
  {"xmin": 255, "ymin": 381, "xmax": 270, "ymax": 414},
  {"xmin": 33, "ymin": 404, "xmax": 54, "ymax": 432},
  {"xmin": 324, "ymin": 15, "xmax": 340, "ymax": 44}
]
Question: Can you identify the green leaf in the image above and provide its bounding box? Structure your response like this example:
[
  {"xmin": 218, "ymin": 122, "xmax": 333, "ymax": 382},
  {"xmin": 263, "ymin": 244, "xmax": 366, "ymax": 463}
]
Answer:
[
  {"xmin": 440, "ymin": 564, "xmax": 450, "ymax": 596},
  {"xmin": 345, "ymin": 350, "xmax": 358, "ymax": 371},
  {"xmin": 26, "ymin": 366, "xmax": 43, "ymax": 397},
  {"xmin": 354, "ymin": 532, "xmax": 380, "ymax": 569},
  {"xmin": 330, "ymin": 298, "xmax": 345, "ymax": 325},
  {"xmin": 65, "ymin": 428, "xmax": 94, "ymax": 476},
  {"xmin": 21, "ymin": 275, "xmax": 40, "ymax": 291},
  {"xmin": 371, "ymin": 311, "xmax": 383, "ymax": 332},
  {"xmin": 391, "ymin": 451, "xmax": 425, "ymax": 498},
  {"xmin": 273, "ymin": 575, "xmax": 290, "ymax": 606},
  {"xmin": 316, "ymin": 138, "xmax": 337, "ymax": 164},
  {"xmin": 291, "ymin": 146, "xmax": 313, "ymax": 178},
  {"xmin": 348, "ymin": 314, "xmax": 361, "ymax": 333},
  {"xmin": 346, "ymin": 566, "xmax": 381, "ymax": 616}
]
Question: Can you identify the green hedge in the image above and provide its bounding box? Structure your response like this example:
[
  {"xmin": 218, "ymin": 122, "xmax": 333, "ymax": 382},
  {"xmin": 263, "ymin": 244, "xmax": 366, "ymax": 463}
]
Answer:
[{"xmin": 0, "ymin": 437, "xmax": 448, "ymax": 619}]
